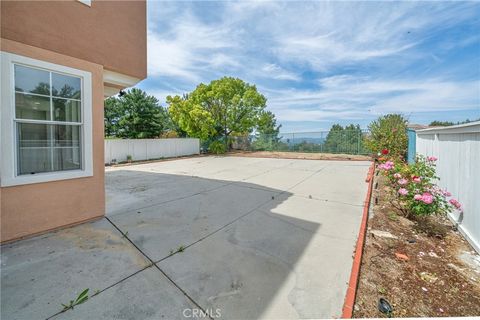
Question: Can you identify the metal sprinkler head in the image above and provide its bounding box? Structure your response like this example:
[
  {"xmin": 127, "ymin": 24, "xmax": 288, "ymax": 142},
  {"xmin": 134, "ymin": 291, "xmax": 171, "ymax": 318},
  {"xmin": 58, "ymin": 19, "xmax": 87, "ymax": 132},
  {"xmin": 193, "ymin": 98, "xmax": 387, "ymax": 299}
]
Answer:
[{"xmin": 378, "ymin": 298, "xmax": 393, "ymax": 317}]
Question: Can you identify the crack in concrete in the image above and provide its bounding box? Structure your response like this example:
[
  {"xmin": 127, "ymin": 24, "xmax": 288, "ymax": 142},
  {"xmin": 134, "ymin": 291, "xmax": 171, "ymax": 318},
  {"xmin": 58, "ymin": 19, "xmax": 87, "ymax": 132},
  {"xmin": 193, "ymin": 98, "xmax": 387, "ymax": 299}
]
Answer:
[{"xmin": 104, "ymin": 216, "xmax": 213, "ymax": 320}]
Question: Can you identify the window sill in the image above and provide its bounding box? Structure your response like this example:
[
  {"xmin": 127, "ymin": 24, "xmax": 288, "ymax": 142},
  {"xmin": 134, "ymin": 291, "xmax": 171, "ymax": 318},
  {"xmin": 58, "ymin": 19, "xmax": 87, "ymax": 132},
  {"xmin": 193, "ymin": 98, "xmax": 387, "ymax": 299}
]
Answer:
[{"xmin": 0, "ymin": 169, "xmax": 93, "ymax": 187}]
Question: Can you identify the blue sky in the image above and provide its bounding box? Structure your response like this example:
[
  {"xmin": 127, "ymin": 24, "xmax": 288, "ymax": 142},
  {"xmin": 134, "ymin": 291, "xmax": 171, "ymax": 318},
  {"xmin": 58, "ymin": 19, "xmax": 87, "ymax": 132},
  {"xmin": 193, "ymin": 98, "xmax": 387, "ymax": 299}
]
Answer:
[{"xmin": 138, "ymin": 1, "xmax": 480, "ymax": 132}]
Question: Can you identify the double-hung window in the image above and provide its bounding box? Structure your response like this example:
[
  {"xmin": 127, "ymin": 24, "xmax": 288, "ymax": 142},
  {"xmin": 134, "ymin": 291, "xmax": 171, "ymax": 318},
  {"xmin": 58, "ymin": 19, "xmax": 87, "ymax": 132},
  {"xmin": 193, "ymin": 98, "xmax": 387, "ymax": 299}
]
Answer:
[{"xmin": 1, "ymin": 52, "xmax": 93, "ymax": 186}]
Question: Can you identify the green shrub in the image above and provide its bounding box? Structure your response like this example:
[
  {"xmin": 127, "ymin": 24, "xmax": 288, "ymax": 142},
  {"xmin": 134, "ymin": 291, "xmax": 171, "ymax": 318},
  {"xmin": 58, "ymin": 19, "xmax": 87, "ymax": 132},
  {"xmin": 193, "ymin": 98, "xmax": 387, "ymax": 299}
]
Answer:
[
  {"xmin": 365, "ymin": 114, "xmax": 408, "ymax": 158},
  {"xmin": 208, "ymin": 141, "xmax": 227, "ymax": 154}
]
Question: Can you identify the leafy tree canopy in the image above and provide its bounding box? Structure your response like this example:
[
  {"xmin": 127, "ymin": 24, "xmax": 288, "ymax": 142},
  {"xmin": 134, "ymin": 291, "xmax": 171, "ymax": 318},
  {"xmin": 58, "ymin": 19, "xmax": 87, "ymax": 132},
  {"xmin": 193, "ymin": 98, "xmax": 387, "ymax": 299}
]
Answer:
[
  {"xmin": 167, "ymin": 77, "xmax": 267, "ymax": 141},
  {"xmin": 252, "ymin": 111, "xmax": 282, "ymax": 151},
  {"xmin": 365, "ymin": 114, "xmax": 408, "ymax": 158},
  {"xmin": 429, "ymin": 118, "xmax": 479, "ymax": 127},
  {"xmin": 429, "ymin": 121, "xmax": 454, "ymax": 127},
  {"xmin": 104, "ymin": 88, "xmax": 170, "ymax": 138},
  {"xmin": 324, "ymin": 124, "xmax": 365, "ymax": 154},
  {"xmin": 257, "ymin": 111, "xmax": 282, "ymax": 136}
]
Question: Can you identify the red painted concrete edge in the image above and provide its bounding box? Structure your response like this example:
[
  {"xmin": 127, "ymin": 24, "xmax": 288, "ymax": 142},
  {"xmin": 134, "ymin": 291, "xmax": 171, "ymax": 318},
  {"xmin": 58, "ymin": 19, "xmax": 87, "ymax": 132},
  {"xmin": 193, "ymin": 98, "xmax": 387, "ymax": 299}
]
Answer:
[{"xmin": 341, "ymin": 162, "xmax": 375, "ymax": 318}]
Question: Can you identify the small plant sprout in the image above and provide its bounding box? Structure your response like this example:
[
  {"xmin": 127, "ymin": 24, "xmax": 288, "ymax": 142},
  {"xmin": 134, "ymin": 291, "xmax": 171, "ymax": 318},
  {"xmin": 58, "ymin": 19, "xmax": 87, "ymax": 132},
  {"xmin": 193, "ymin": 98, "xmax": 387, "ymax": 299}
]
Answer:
[
  {"xmin": 61, "ymin": 288, "xmax": 89, "ymax": 311},
  {"xmin": 387, "ymin": 212, "xmax": 399, "ymax": 221},
  {"xmin": 126, "ymin": 154, "xmax": 133, "ymax": 162},
  {"xmin": 169, "ymin": 245, "xmax": 186, "ymax": 255}
]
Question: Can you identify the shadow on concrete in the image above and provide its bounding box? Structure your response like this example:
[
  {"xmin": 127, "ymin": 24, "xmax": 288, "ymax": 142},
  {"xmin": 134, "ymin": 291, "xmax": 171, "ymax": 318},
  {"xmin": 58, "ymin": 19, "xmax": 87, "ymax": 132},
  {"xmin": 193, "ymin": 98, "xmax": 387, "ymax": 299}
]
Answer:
[
  {"xmin": 2, "ymin": 168, "xmax": 325, "ymax": 319},
  {"xmin": 103, "ymin": 169, "xmax": 322, "ymax": 319}
]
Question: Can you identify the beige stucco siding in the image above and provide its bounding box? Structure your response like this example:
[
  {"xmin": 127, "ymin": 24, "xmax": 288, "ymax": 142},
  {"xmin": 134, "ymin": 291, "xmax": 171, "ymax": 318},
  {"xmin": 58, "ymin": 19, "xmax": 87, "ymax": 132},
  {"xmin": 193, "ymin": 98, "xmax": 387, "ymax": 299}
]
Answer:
[
  {"xmin": 0, "ymin": 39, "xmax": 105, "ymax": 242},
  {"xmin": 1, "ymin": 0, "xmax": 147, "ymax": 80}
]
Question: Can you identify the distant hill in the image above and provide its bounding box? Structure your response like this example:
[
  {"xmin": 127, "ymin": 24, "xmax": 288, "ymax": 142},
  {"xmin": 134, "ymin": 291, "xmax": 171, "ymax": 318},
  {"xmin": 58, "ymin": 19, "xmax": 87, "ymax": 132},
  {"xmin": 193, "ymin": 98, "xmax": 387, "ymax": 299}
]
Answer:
[{"xmin": 279, "ymin": 136, "xmax": 326, "ymax": 145}]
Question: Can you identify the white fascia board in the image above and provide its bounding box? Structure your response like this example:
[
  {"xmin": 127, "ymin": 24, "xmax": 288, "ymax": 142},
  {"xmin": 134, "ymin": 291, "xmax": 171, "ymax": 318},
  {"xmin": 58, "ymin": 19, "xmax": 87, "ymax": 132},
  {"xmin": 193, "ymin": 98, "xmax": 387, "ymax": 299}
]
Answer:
[
  {"xmin": 416, "ymin": 121, "xmax": 480, "ymax": 135},
  {"xmin": 103, "ymin": 70, "xmax": 141, "ymax": 89},
  {"xmin": 104, "ymin": 86, "xmax": 120, "ymax": 98}
]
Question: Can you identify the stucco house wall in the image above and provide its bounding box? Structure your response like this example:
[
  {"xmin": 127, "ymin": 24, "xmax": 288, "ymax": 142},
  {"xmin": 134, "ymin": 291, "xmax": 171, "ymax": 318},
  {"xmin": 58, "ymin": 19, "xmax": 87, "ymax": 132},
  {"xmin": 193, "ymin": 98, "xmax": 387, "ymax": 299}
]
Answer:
[
  {"xmin": 1, "ymin": 0, "xmax": 147, "ymax": 80},
  {"xmin": 0, "ymin": 1, "xmax": 146, "ymax": 242},
  {"xmin": 1, "ymin": 39, "xmax": 106, "ymax": 242}
]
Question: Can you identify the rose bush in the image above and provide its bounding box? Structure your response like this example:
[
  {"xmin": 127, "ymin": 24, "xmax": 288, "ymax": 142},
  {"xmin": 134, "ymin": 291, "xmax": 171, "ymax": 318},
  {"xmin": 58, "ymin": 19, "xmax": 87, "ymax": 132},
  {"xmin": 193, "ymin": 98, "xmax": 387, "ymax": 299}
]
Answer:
[
  {"xmin": 365, "ymin": 114, "xmax": 408, "ymax": 159},
  {"xmin": 377, "ymin": 153, "xmax": 461, "ymax": 218}
]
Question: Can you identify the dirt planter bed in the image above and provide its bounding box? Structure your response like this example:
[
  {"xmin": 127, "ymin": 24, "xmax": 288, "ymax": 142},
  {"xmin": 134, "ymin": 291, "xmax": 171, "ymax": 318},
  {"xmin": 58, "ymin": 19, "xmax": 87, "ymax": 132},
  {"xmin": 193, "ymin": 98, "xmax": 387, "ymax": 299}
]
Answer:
[
  {"xmin": 228, "ymin": 150, "xmax": 371, "ymax": 161},
  {"xmin": 352, "ymin": 168, "xmax": 480, "ymax": 318}
]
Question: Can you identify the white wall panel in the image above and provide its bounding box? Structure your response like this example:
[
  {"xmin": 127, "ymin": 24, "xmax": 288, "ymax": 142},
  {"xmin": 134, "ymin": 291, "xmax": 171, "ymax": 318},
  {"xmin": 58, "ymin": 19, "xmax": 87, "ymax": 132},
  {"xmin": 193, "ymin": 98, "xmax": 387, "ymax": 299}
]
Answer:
[
  {"xmin": 416, "ymin": 123, "xmax": 480, "ymax": 252},
  {"xmin": 105, "ymin": 139, "xmax": 200, "ymax": 164}
]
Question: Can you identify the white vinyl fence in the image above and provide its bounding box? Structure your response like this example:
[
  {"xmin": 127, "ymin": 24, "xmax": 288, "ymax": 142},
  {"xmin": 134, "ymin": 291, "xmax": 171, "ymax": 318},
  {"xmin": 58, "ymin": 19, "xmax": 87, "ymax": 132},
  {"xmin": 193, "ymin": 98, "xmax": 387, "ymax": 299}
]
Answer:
[
  {"xmin": 105, "ymin": 138, "xmax": 200, "ymax": 164},
  {"xmin": 416, "ymin": 121, "xmax": 480, "ymax": 252}
]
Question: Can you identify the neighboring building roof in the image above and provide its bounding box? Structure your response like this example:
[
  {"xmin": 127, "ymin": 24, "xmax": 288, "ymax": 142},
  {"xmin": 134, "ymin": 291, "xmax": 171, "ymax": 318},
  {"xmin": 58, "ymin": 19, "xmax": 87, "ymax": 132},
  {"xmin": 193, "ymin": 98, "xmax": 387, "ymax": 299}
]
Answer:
[
  {"xmin": 416, "ymin": 121, "xmax": 480, "ymax": 135},
  {"xmin": 407, "ymin": 123, "xmax": 430, "ymax": 131}
]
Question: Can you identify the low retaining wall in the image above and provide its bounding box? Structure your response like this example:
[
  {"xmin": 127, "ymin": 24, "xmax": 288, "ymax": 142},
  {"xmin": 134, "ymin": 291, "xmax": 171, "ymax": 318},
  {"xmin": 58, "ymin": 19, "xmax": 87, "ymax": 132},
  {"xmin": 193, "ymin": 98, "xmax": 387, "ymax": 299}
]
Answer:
[{"xmin": 105, "ymin": 138, "xmax": 200, "ymax": 164}]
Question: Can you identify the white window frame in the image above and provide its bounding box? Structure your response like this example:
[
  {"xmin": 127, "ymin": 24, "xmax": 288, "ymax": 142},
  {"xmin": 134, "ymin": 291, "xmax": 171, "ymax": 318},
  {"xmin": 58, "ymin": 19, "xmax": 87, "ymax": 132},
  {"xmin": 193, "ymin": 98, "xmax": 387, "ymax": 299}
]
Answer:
[
  {"xmin": 77, "ymin": 0, "xmax": 92, "ymax": 7},
  {"xmin": 1, "ymin": 52, "xmax": 93, "ymax": 187}
]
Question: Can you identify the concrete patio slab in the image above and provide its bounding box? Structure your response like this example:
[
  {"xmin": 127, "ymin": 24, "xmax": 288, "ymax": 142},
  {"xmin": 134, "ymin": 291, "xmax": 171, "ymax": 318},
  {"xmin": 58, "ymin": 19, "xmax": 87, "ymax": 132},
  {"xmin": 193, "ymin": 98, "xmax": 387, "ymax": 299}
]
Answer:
[
  {"xmin": 0, "ymin": 219, "xmax": 150, "ymax": 320},
  {"xmin": 106, "ymin": 157, "xmax": 370, "ymax": 318},
  {"xmin": 108, "ymin": 183, "xmax": 279, "ymax": 262},
  {"xmin": 1, "ymin": 156, "xmax": 371, "ymax": 320},
  {"xmin": 52, "ymin": 267, "xmax": 197, "ymax": 320},
  {"xmin": 290, "ymin": 162, "xmax": 370, "ymax": 205},
  {"xmin": 106, "ymin": 174, "xmax": 227, "ymax": 216},
  {"xmin": 257, "ymin": 193, "xmax": 364, "ymax": 241},
  {"xmin": 242, "ymin": 166, "xmax": 323, "ymax": 191},
  {"xmin": 158, "ymin": 207, "xmax": 357, "ymax": 318}
]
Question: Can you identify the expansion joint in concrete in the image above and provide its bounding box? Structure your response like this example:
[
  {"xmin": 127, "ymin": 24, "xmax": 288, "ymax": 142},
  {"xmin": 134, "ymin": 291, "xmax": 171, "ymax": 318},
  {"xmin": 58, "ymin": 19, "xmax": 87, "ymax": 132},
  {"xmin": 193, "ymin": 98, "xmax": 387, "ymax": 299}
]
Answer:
[{"xmin": 105, "ymin": 216, "xmax": 213, "ymax": 320}]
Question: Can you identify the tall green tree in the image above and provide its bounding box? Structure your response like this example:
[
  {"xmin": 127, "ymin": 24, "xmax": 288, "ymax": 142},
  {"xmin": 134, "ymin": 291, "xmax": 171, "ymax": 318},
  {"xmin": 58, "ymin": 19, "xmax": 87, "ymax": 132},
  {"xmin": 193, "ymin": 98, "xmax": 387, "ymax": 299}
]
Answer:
[
  {"xmin": 323, "ymin": 124, "xmax": 365, "ymax": 154},
  {"xmin": 104, "ymin": 97, "xmax": 120, "ymax": 137},
  {"xmin": 253, "ymin": 111, "xmax": 282, "ymax": 150},
  {"xmin": 257, "ymin": 111, "xmax": 281, "ymax": 136},
  {"xmin": 344, "ymin": 124, "xmax": 365, "ymax": 154},
  {"xmin": 365, "ymin": 114, "xmax": 408, "ymax": 158},
  {"xmin": 167, "ymin": 77, "xmax": 267, "ymax": 144},
  {"xmin": 104, "ymin": 88, "xmax": 170, "ymax": 138},
  {"xmin": 323, "ymin": 124, "xmax": 345, "ymax": 153}
]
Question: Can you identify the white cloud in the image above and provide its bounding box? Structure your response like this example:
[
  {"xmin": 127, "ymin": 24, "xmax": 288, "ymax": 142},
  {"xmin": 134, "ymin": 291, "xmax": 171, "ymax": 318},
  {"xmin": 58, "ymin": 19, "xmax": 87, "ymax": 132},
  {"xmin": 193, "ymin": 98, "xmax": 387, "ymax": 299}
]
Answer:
[
  {"xmin": 272, "ymin": 2, "xmax": 477, "ymax": 71},
  {"xmin": 146, "ymin": 1, "xmax": 478, "ymax": 80},
  {"xmin": 260, "ymin": 63, "xmax": 300, "ymax": 81},
  {"xmin": 263, "ymin": 77, "xmax": 480, "ymax": 122},
  {"xmin": 142, "ymin": 1, "xmax": 480, "ymax": 127},
  {"xmin": 147, "ymin": 12, "xmax": 239, "ymax": 82}
]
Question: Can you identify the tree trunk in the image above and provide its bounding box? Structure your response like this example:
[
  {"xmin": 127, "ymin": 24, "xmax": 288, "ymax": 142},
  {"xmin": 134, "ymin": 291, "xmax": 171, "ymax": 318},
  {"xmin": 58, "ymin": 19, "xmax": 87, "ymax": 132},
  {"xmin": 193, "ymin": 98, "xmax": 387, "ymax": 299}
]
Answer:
[{"xmin": 224, "ymin": 125, "xmax": 228, "ymax": 151}]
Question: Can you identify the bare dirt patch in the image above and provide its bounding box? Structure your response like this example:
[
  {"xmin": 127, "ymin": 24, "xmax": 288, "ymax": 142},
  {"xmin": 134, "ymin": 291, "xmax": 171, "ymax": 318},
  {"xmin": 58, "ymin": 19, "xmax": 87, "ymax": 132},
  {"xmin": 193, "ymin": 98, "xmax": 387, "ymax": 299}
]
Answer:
[
  {"xmin": 228, "ymin": 150, "xmax": 371, "ymax": 161},
  {"xmin": 353, "ymin": 172, "xmax": 480, "ymax": 318}
]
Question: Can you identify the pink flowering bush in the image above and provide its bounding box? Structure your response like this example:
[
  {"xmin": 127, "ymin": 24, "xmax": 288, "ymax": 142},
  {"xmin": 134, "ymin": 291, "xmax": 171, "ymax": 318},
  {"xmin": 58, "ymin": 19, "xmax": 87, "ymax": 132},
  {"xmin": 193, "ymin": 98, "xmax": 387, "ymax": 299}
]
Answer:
[
  {"xmin": 378, "ymin": 161, "xmax": 394, "ymax": 170},
  {"xmin": 378, "ymin": 155, "xmax": 461, "ymax": 218}
]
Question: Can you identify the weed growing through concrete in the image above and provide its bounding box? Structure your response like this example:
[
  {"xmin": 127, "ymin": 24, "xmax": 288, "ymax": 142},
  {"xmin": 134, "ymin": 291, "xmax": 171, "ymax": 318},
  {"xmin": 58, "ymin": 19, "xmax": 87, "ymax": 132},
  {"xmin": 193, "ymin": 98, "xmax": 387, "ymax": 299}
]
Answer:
[
  {"xmin": 169, "ymin": 245, "xmax": 186, "ymax": 255},
  {"xmin": 61, "ymin": 288, "xmax": 89, "ymax": 311}
]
